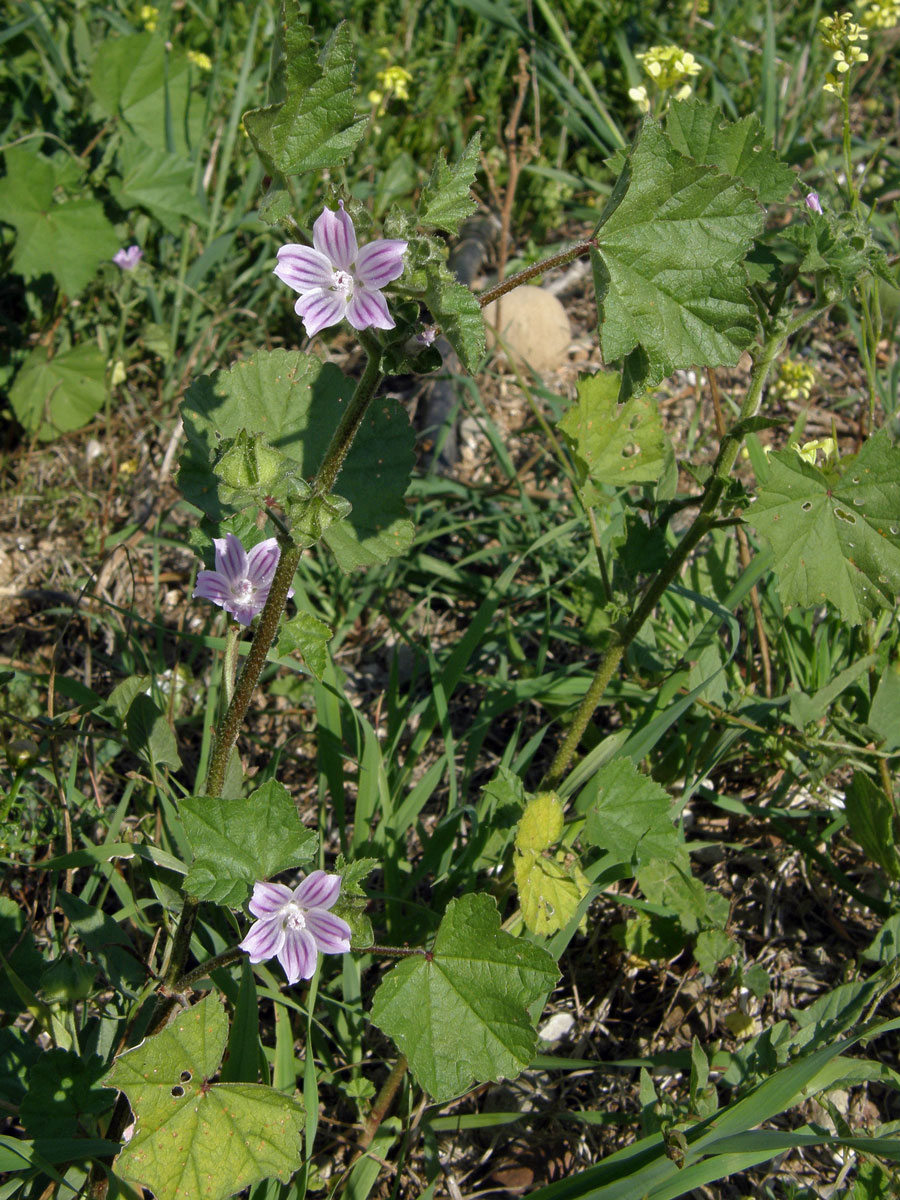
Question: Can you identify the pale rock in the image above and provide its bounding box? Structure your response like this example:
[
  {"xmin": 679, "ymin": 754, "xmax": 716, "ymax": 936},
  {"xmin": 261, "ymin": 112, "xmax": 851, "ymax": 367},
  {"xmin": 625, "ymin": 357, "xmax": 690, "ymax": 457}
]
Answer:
[{"xmin": 483, "ymin": 286, "xmax": 571, "ymax": 374}]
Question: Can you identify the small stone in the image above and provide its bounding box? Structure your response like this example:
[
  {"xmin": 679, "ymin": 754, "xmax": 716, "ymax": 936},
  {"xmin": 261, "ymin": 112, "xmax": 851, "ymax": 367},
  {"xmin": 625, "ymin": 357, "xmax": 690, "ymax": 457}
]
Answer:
[{"xmin": 483, "ymin": 286, "xmax": 572, "ymax": 374}]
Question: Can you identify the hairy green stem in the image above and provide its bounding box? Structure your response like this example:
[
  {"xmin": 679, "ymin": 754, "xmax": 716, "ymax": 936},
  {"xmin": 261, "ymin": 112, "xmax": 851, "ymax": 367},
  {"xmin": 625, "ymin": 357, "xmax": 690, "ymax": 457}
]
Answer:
[
  {"xmin": 478, "ymin": 239, "xmax": 595, "ymax": 308},
  {"xmin": 223, "ymin": 624, "xmax": 240, "ymax": 708},
  {"xmin": 313, "ymin": 330, "xmax": 385, "ymax": 496},
  {"xmin": 162, "ymin": 338, "xmax": 386, "ymax": 993},
  {"xmin": 543, "ymin": 330, "xmax": 785, "ymax": 790}
]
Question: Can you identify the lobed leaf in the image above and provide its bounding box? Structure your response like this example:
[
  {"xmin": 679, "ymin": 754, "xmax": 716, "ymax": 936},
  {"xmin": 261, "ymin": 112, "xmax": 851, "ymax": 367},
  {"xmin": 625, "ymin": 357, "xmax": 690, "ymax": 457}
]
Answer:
[
  {"xmin": 9, "ymin": 343, "xmax": 109, "ymax": 441},
  {"xmin": 418, "ymin": 134, "xmax": 481, "ymax": 234},
  {"xmin": 370, "ymin": 894, "xmax": 558, "ymax": 1101},
  {"xmin": 179, "ymin": 350, "xmax": 416, "ymax": 571},
  {"xmin": 666, "ymin": 99, "xmax": 795, "ymax": 205},
  {"xmin": 0, "ymin": 147, "xmax": 119, "ymax": 296},
  {"xmin": 423, "ymin": 260, "xmax": 486, "ymax": 373},
  {"xmin": 582, "ymin": 758, "xmax": 679, "ymax": 864},
  {"xmin": 243, "ymin": 12, "xmax": 366, "ymax": 177},
  {"xmin": 593, "ymin": 120, "xmax": 763, "ymax": 395},
  {"xmin": 180, "ymin": 780, "xmax": 317, "ymax": 906},
  {"xmin": 749, "ymin": 434, "xmax": 900, "ymax": 625},
  {"xmin": 558, "ymin": 371, "xmax": 667, "ymax": 498},
  {"xmin": 105, "ymin": 996, "xmax": 303, "ymax": 1200},
  {"xmin": 276, "ymin": 613, "xmax": 333, "ymax": 682}
]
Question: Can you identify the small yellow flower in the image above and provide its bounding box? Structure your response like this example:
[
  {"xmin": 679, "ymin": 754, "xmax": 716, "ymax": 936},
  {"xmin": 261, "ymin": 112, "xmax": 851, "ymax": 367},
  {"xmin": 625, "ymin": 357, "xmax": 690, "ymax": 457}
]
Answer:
[
  {"xmin": 858, "ymin": 0, "xmax": 900, "ymax": 27},
  {"xmin": 376, "ymin": 65, "xmax": 413, "ymax": 102},
  {"xmin": 187, "ymin": 49, "xmax": 212, "ymax": 71},
  {"xmin": 628, "ymin": 84, "xmax": 651, "ymax": 113},
  {"xmin": 793, "ymin": 437, "xmax": 837, "ymax": 467},
  {"xmin": 368, "ymin": 89, "xmax": 384, "ymax": 107},
  {"xmin": 636, "ymin": 44, "xmax": 701, "ymax": 93},
  {"xmin": 772, "ymin": 358, "xmax": 817, "ymax": 404},
  {"xmin": 140, "ymin": 4, "xmax": 158, "ymax": 31},
  {"xmin": 818, "ymin": 12, "xmax": 868, "ymax": 91}
]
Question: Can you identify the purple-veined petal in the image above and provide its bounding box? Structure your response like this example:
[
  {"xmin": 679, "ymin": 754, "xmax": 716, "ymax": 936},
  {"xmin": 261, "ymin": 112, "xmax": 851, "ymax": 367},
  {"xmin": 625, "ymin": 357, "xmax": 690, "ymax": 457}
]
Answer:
[
  {"xmin": 214, "ymin": 533, "xmax": 249, "ymax": 584},
  {"xmin": 274, "ymin": 245, "xmax": 335, "ymax": 293},
  {"xmin": 293, "ymin": 870, "xmax": 342, "ymax": 911},
  {"xmin": 354, "ymin": 239, "xmax": 407, "ymax": 289},
  {"xmin": 295, "ymin": 289, "xmax": 346, "ymax": 336},
  {"xmin": 312, "ymin": 203, "xmax": 357, "ymax": 271},
  {"xmin": 240, "ymin": 915, "xmax": 286, "ymax": 962},
  {"xmin": 278, "ymin": 926, "xmax": 319, "ymax": 983},
  {"xmin": 346, "ymin": 287, "xmax": 395, "ymax": 332},
  {"xmin": 306, "ymin": 908, "xmax": 352, "ymax": 954},
  {"xmin": 248, "ymin": 880, "xmax": 293, "ymax": 917},
  {"xmin": 193, "ymin": 570, "xmax": 231, "ymax": 605},
  {"xmin": 245, "ymin": 538, "xmax": 280, "ymax": 587},
  {"xmin": 230, "ymin": 603, "xmax": 260, "ymax": 627}
]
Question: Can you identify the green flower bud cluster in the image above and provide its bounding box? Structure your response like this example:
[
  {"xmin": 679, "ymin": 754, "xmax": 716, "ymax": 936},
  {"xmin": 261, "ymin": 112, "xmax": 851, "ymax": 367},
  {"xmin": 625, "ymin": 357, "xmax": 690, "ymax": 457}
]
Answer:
[
  {"xmin": 819, "ymin": 12, "xmax": 869, "ymax": 93},
  {"xmin": 772, "ymin": 358, "xmax": 817, "ymax": 404}
]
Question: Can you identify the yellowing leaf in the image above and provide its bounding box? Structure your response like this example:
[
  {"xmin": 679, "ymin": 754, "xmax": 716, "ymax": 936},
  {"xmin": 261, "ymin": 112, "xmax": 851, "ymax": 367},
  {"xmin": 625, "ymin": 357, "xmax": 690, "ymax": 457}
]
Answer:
[
  {"xmin": 514, "ymin": 849, "xmax": 589, "ymax": 937},
  {"xmin": 515, "ymin": 792, "xmax": 565, "ymax": 852}
]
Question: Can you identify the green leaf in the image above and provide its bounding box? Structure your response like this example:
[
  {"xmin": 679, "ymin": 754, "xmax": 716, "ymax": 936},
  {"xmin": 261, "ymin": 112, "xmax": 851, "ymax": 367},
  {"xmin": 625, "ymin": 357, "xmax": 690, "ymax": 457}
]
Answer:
[
  {"xmin": 636, "ymin": 850, "xmax": 718, "ymax": 935},
  {"xmin": 21, "ymin": 1049, "xmax": 112, "ymax": 1139},
  {"xmin": 870, "ymin": 658, "xmax": 900, "ymax": 752},
  {"xmin": 694, "ymin": 928, "xmax": 739, "ymax": 975},
  {"xmin": 0, "ymin": 146, "xmax": 119, "ymax": 294},
  {"xmin": 332, "ymin": 855, "xmax": 377, "ymax": 949},
  {"xmin": 780, "ymin": 210, "xmax": 886, "ymax": 299},
  {"xmin": 424, "ymin": 259, "xmax": 485, "ymax": 373},
  {"xmin": 593, "ymin": 120, "xmax": 763, "ymax": 394},
  {"xmin": 105, "ymin": 995, "xmax": 303, "ymax": 1200},
  {"xmin": 90, "ymin": 34, "xmax": 202, "ymax": 156},
  {"xmin": 749, "ymin": 435, "xmax": 900, "ymax": 624},
  {"xmin": 243, "ymin": 12, "xmax": 366, "ymax": 177},
  {"xmin": 666, "ymin": 98, "xmax": 795, "ymax": 204},
  {"xmin": 112, "ymin": 135, "xmax": 206, "ymax": 234},
  {"xmin": 418, "ymin": 134, "xmax": 481, "ymax": 233},
  {"xmin": 370, "ymin": 893, "xmax": 558, "ymax": 1101},
  {"xmin": 179, "ymin": 350, "xmax": 415, "ymax": 571},
  {"xmin": 582, "ymin": 758, "xmax": 679, "ymax": 865},
  {"xmin": 125, "ymin": 693, "xmax": 182, "ymax": 770},
  {"xmin": 844, "ymin": 770, "xmax": 900, "ymax": 881},
  {"xmin": 514, "ymin": 849, "xmax": 589, "ymax": 937},
  {"xmin": 276, "ymin": 612, "xmax": 333, "ymax": 682},
  {"xmin": 181, "ymin": 780, "xmax": 317, "ymax": 906},
  {"xmin": 9, "ymin": 342, "xmax": 108, "ymax": 440},
  {"xmin": 558, "ymin": 372, "xmax": 667, "ymax": 497}
]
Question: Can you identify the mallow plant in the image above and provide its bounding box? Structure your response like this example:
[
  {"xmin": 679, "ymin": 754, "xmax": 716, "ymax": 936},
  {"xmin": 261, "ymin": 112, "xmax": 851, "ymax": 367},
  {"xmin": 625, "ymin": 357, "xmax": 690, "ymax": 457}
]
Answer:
[{"xmin": 8, "ymin": 5, "xmax": 900, "ymax": 1200}]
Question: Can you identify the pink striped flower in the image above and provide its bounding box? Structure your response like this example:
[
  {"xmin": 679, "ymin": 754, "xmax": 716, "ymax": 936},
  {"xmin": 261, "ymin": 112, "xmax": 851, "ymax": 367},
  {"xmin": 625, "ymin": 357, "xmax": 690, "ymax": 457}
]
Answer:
[
  {"xmin": 274, "ymin": 201, "xmax": 407, "ymax": 337},
  {"xmin": 192, "ymin": 533, "xmax": 291, "ymax": 626},
  {"xmin": 239, "ymin": 872, "xmax": 352, "ymax": 983}
]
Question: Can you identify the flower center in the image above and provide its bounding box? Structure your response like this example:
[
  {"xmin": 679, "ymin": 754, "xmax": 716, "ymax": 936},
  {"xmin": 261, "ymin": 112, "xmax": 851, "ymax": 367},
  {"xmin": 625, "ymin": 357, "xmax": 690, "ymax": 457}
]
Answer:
[
  {"xmin": 332, "ymin": 269, "xmax": 354, "ymax": 299},
  {"xmin": 283, "ymin": 905, "xmax": 307, "ymax": 932},
  {"xmin": 231, "ymin": 578, "xmax": 254, "ymax": 602}
]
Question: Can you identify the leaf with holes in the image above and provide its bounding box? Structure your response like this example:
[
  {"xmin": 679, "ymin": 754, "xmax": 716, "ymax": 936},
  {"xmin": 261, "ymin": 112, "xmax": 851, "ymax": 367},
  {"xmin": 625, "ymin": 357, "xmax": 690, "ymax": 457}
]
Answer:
[
  {"xmin": 105, "ymin": 995, "xmax": 303, "ymax": 1200},
  {"xmin": 558, "ymin": 371, "xmax": 667, "ymax": 498},
  {"xmin": 749, "ymin": 434, "xmax": 900, "ymax": 625},
  {"xmin": 370, "ymin": 894, "xmax": 558, "ymax": 1101},
  {"xmin": 179, "ymin": 350, "xmax": 415, "ymax": 570}
]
